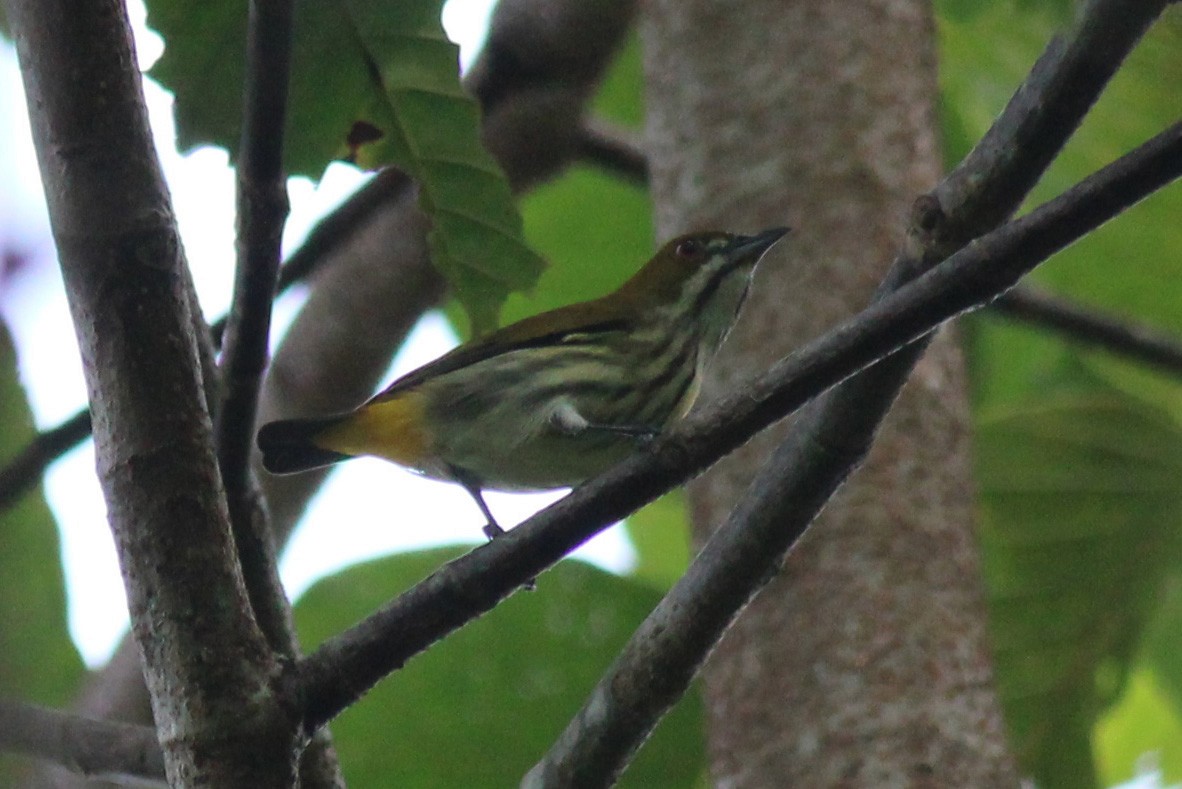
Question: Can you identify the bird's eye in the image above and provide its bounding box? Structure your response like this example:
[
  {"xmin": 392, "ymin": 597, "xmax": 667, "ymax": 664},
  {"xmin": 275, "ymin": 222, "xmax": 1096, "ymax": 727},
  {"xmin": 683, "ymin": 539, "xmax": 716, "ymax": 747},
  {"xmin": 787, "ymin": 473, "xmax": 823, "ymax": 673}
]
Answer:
[{"xmin": 675, "ymin": 238, "xmax": 702, "ymax": 258}]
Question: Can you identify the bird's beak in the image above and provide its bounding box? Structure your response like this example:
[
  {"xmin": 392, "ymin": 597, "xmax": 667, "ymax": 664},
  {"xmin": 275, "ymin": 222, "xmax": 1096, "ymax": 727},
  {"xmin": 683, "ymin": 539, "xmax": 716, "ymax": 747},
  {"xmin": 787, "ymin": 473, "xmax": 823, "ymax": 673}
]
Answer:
[{"xmin": 724, "ymin": 227, "xmax": 790, "ymax": 269}]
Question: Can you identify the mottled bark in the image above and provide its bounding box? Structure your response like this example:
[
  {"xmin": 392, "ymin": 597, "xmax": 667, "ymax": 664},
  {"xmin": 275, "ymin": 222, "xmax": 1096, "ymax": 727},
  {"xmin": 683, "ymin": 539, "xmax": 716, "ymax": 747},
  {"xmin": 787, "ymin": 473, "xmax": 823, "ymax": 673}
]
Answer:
[
  {"xmin": 641, "ymin": 1, "xmax": 1018, "ymax": 785},
  {"xmin": 6, "ymin": 0, "xmax": 302, "ymax": 784}
]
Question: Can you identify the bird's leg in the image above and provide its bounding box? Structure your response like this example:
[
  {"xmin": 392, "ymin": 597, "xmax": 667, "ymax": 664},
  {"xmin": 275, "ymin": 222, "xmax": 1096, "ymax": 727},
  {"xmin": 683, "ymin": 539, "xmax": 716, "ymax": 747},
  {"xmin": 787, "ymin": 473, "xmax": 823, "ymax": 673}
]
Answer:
[
  {"xmin": 449, "ymin": 466, "xmax": 537, "ymax": 591},
  {"xmin": 583, "ymin": 423, "xmax": 660, "ymax": 442},
  {"xmin": 449, "ymin": 466, "xmax": 504, "ymax": 540}
]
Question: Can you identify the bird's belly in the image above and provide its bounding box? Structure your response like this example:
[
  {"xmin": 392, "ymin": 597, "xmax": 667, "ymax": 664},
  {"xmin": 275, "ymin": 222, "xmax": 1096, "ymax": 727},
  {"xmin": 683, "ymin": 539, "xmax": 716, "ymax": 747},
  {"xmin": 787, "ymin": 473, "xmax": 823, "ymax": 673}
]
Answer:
[
  {"xmin": 432, "ymin": 414, "xmax": 639, "ymax": 491},
  {"xmin": 419, "ymin": 380, "xmax": 658, "ymax": 491}
]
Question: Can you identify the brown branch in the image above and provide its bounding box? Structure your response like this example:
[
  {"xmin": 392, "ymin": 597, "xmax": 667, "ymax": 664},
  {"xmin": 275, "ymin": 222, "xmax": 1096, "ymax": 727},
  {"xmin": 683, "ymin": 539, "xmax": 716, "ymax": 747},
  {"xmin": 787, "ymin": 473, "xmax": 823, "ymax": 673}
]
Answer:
[
  {"xmin": 5, "ymin": 0, "xmax": 298, "ymax": 783},
  {"xmin": 0, "ymin": 410, "xmax": 90, "ymax": 512},
  {"xmin": 0, "ymin": 700, "xmax": 165, "ymax": 786},
  {"xmin": 575, "ymin": 120, "xmax": 648, "ymax": 184},
  {"xmin": 217, "ymin": 0, "xmax": 297, "ymax": 659},
  {"xmin": 991, "ymin": 286, "xmax": 1182, "ymax": 373},
  {"xmin": 215, "ymin": 1, "xmax": 344, "ymax": 785}
]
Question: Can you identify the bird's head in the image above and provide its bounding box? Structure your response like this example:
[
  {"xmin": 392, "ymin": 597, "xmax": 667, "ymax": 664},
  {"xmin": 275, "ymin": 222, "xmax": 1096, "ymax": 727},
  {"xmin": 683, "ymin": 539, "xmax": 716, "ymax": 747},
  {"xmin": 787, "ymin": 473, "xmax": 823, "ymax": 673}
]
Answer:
[{"xmin": 616, "ymin": 227, "xmax": 789, "ymax": 311}]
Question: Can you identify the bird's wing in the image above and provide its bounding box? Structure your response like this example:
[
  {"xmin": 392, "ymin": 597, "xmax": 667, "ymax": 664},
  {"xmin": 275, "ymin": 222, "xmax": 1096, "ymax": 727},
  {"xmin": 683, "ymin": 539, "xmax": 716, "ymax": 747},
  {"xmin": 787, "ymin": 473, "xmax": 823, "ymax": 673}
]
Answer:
[{"xmin": 368, "ymin": 297, "xmax": 633, "ymax": 403}]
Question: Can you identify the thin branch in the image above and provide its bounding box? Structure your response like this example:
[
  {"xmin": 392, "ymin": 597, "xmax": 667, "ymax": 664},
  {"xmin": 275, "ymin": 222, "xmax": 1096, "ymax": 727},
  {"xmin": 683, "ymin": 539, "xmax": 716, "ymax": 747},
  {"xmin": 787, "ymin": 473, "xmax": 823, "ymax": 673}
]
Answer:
[
  {"xmin": 0, "ymin": 700, "xmax": 164, "ymax": 786},
  {"xmin": 575, "ymin": 120, "xmax": 647, "ymax": 184},
  {"xmin": 931, "ymin": 3, "xmax": 1167, "ymax": 245},
  {"xmin": 0, "ymin": 410, "xmax": 90, "ymax": 511},
  {"xmin": 215, "ymin": 1, "xmax": 345, "ymax": 785},
  {"xmin": 216, "ymin": 0, "xmax": 297, "ymax": 657},
  {"xmin": 299, "ymin": 119, "xmax": 1182, "ymax": 734},
  {"xmin": 992, "ymin": 286, "xmax": 1182, "ymax": 374}
]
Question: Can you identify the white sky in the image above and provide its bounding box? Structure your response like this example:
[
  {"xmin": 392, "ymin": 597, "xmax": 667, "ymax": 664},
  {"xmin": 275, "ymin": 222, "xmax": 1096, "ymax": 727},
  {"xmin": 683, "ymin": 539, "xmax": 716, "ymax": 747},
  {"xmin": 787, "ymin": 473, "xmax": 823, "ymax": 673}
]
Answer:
[{"xmin": 0, "ymin": 0, "xmax": 632, "ymax": 667}]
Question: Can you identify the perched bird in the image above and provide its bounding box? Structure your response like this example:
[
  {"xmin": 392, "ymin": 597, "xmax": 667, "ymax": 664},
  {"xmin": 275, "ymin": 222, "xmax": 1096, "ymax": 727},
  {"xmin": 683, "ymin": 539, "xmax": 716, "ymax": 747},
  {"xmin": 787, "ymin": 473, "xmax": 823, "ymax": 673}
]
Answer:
[{"xmin": 257, "ymin": 227, "xmax": 788, "ymax": 538}]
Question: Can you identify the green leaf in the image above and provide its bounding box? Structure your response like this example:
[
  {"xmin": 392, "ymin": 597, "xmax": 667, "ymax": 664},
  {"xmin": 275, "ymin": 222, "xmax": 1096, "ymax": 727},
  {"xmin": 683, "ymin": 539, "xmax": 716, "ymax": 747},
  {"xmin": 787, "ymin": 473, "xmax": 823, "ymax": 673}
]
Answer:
[
  {"xmin": 1095, "ymin": 669, "xmax": 1182, "ymax": 787},
  {"xmin": 146, "ymin": 0, "xmax": 543, "ymax": 334},
  {"xmin": 624, "ymin": 492, "xmax": 691, "ymax": 591},
  {"xmin": 0, "ymin": 322, "xmax": 85, "ymax": 783},
  {"xmin": 1138, "ymin": 573, "xmax": 1182, "ymax": 739},
  {"xmin": 975, "ymin": 378, "xmax": 1182, "ymax": 788},
  {"xmin": 294, "ymin": 548, "xmax": 704, "ymax": 787},
  {"xmin": 591, "ymin": 34, "xmax": 644, "ymax": 128},
  {"xmin": 507, "ymin": 165, "xmax": 652, "ymax": 320}
]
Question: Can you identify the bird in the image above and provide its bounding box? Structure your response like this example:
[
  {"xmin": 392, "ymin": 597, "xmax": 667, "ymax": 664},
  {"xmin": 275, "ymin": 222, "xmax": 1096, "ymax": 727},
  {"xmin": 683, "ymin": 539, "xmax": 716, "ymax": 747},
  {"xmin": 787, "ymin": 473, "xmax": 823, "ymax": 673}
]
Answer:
[{"xmin": 257, "ymin": 227, "xmax": 788, "ymax": 538}]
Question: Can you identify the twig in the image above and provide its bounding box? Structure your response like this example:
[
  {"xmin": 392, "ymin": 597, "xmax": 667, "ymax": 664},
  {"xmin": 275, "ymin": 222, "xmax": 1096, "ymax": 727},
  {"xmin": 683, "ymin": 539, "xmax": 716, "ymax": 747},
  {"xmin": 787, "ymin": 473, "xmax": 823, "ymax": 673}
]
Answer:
[
  {"xmin": 299, "ymin": 119, "xmax": 1182, "ymax": 734},
  {"xmin": 0, "ymin": 700, "xmax": 165, "ymax": 786},
  {"xmin": 216, "ymin": 0, "xmax": 297, "ymax": 656},
  {"xmin": 215, "ymin": 5, "xmax": 345, "ymax": 784},
  {"xmin": 0, "ymin": 410, "xmax": 90, "ymax": 511},
  {"xmin": 575, "ymin": 121, "xmax": 647, "ymax": 185},
  {"xmin": 992, "ymin": 286, "xmax": 1182, "ymax": 373}
]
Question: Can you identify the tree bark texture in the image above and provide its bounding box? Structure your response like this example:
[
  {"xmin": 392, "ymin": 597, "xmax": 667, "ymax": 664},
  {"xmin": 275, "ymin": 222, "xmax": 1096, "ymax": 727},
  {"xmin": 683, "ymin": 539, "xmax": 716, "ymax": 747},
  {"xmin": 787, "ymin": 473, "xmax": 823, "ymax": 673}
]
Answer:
[
  {"xmin": 7, "ymin": 0, "xmax": 301, "ymax": 784},
  {"xmin": 640, "ymin": 1, "xmax": 1020, "ymax": 785}
]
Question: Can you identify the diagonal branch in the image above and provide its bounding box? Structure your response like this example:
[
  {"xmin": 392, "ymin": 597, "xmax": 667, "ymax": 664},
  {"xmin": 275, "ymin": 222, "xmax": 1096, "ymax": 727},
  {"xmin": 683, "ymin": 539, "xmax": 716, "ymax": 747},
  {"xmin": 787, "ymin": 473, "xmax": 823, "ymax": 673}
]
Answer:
[
  {"xmin": 527, "ymin": 0, "xmax": 1175, "ymax": 780},
  {"xmin": 0, "ymin": 700, "xmax": 164, "ymax": 786},
  {"xmin": 573, "ymin": 115, "xmax": 1182, "ymax": 381},
  {"xmin": 0, "ymin": 410, "xmax": 90, "ymax": 512},
  {"xmin": 990, "ymin": 287, "xmax": 1182, "ymax": 374},
  {"xmin": 299, "ymin": 120, "xmax": 1182, "ymax": 734}
]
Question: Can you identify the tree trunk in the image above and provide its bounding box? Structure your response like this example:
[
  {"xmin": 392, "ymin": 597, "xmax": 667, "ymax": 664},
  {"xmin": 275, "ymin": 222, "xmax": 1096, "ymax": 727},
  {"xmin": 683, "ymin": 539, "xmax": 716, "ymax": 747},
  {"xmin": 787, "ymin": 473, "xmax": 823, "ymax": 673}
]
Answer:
[{"xmin": 640, "ymin": 0, "xmax": 1020, "ymax": 785}]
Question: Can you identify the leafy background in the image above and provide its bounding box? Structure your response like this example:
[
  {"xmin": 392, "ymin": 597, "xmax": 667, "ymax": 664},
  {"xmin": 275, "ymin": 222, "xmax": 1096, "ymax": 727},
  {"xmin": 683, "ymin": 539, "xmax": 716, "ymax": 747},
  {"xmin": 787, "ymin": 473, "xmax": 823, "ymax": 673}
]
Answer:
[{"xmin": 1, "ymin": 0, "xmax": 1181, "ymax": 786}]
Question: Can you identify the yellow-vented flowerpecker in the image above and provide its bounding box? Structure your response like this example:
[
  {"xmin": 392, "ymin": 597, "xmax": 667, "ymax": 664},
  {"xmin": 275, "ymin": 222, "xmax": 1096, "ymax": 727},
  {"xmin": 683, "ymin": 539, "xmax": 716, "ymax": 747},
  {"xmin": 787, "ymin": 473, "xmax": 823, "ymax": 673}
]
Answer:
[{"xmin": 257, "ymin": 228, "xmax": 788, "ymax": 537}]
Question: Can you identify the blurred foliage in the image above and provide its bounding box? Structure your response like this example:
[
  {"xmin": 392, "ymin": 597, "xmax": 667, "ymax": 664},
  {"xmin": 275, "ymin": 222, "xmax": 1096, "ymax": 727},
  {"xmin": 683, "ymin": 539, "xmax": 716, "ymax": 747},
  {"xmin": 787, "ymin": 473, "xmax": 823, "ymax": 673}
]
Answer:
[
  {"xmin": 1095, "ymin": 670, "xmax": 1182, "ymax": 787},
  {"xmin": 624, "ymin": 492, "xmax": 692, "ymax": 592},
  {"xmin": 976, "ymin": 370, "xmax": 1182, "ymax": 789},
  {"xmin": 294, "ymin": 548, "xmax": 704, "ymax": 788},
  {"xmin": 146, "ymin": 0, "xmax": 542, "ymax": 335},
  {"xmin": 0, "ymin": 321, "xmax": 84, "ymax": 784},
  {"xmin": 942, "ymin": 2, "xmax": 1182, "ymax": 786}
]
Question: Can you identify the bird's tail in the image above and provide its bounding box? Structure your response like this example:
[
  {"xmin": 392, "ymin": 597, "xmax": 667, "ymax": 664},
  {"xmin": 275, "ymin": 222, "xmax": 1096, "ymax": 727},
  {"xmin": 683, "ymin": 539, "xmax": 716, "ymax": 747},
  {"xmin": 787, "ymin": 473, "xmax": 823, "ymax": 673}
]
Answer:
[{"xmin": 256, "ymin": 416, "xmax": 354, "ymax": 474}]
